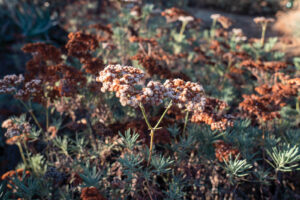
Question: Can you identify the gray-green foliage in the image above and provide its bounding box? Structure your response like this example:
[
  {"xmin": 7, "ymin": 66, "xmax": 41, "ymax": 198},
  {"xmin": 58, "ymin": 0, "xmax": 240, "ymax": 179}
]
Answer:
[
  {"xmin": 53, "ymin": 136, "xmax": 70, "ymax": 157},
  {"xmin": 10, "ymin": 173, "xmax": 43, "ymax": 199},
  {"xmin": 79, "ymin": 162, "xmax": 104, "ymax": 188},
  {"xmin": 266, "ymin": 143, "xmax": 300, "ymax": 172},
  {"xmin": 150, "ymin": 154, "xmax": 174, "ymax": 175},
  {"xmin": 223, "ymin": 155, "xmax": 252, "ymax": 183},
  {"xmin": 27, "ymin": 153, "xmax": 47, "ymax": 177},
  {"xmin": 164, "ymin": 175, "xmax": 186, "ymax": 200},
  {"xmin": 119, "ymin": 129, "xmax": 140, "ymax": 151}
]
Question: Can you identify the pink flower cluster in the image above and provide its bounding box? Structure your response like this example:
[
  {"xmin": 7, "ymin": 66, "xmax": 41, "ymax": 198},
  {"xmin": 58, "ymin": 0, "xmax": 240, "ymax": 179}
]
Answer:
[
  {"xmin": 96, "ymin": 65, "xmax": 206, "ymax": 109},
  {"xmin": 96, "ymin": 65, "xmax": 233, "ymax": 130},
  {"xmin": 0, "ymin": 74, "xmax": 24, "ymax": 94}
]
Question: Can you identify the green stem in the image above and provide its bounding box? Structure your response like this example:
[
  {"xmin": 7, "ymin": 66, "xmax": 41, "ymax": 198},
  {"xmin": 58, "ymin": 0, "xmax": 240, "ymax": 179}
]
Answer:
[
  {"xmin": 261, "ymin": 23, "xmax": 267, "ymax": 46},
  {"xmin": 220, "ymin": 59, "xmax": 232, "ymax": 89},
  {"xmin": 179, "ymin": 21, "xmax": 188, "ymax": 42},
  {"xmin": 46, "ymin": 107, "xmax": 49, "ymax": 132},
  {"xmin": 211, "ymin": 19, "xmax": 217, "ymax": 39},
  {"xmin": 296, "ymin": 97, "xmax": 300, "ymax": 112},
  {"xmin": 140, "ymin": 101, "xmax": 173, "ymax": 166},
  {"xmin": 17, "ymin": 142, "xmax": 28, "ymax": 168},
  {"xmin": 19, "ymin": 100, "xmax": 43, "ymax": 131},
  {"xmin": 183, "ymin": 110, "xmax": 189, "ymax": 135},
  {"xmin": 153, "ymin": 101, "xmax": 173, "ymax": 130},
  {"xmin": 23, "ymin": 139, "xmax": 30, "ymax": 157},
  {"xmin": 87, "ymin": 117, "xmax": 98, "ymax": 152},
  {"xmin": 139, "ymin": 103, "xmax": 152, "ymax": 130},
  {"xmin": 147, "ymin": 129, "xmax": 155, "ymax": 166}
]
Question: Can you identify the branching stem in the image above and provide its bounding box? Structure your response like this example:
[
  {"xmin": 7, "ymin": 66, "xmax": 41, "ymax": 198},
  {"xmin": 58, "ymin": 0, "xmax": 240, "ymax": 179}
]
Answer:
[{"xmin": 139, "ymin": 101, "xmax": 173, "ymax": 166}]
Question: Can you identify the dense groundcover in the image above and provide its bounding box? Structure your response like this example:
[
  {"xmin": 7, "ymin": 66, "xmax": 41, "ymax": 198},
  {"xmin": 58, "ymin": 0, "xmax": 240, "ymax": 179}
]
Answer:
[{"xmin": 0, "ymin": 1, "xmax": 300, "ymax": 199}]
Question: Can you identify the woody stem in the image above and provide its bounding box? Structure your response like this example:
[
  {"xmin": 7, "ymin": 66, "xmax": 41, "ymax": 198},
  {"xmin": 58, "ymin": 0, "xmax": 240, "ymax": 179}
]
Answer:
[{"xmin": 147, "ymin": 129, "xmax": 155, "ymax": 166}]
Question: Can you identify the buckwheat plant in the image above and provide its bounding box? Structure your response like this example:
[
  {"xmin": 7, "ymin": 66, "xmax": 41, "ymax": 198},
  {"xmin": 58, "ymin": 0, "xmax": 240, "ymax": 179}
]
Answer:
[
  {"xmin": 97, "ymin": 64, "xmax": 207, "ymax": 165},
  {"xmin": 253, "ymin": 17, "xmax": 275, "ymax": 46}
]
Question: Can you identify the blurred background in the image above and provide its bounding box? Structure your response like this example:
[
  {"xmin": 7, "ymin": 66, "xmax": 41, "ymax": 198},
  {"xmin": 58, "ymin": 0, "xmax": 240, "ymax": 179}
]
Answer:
[{"xmin": 0, "ymin": 0, "xmax": 299, "ymax": 77}]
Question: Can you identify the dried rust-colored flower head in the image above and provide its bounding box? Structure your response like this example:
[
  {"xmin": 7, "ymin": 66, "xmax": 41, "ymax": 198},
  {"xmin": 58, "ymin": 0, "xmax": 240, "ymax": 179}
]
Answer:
[
  {"xmin": 131, "ymin": 53, "xmax": 190, "ymax": 80},
  {"xmin": 213, "ymin": 140, "xmax": 240, "ymax": 162},
  {"xmin": 190, "ymin": 98, "xmax": 233, "ymax": 131},
  {"xmin": 22, "ymin": 43, "xmax": 62, "ymax": 63},
  {"xmin": 239, "ymin": 79, "xmax": 298, "ymax": 123},
  {"xmin": 80, "ymin": 187, "xmax": 106, "ymax": 200},
  {"xmin": 82, "ymin": 57, "xmax": 104, "ymax": 75},
  {"xmin": 1, "ymin": 169, "xmax": 30, "ymax": 189},
  {"xmin": 66, "ymin": 32, "xmax": 99, "ymax": 59},
  {"xmin": 241, "ymin": 59, "xmax": 287, "ymax": 72}
]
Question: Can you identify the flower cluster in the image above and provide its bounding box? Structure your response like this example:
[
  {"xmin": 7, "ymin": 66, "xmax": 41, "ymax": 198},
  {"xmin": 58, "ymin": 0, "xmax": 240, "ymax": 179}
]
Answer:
[
  {"xmin": 138, "ymin": 81, "xmax": 169, "ymax": 105},
  {"xmin": 239, "ymin": 80, "xmax": 299, "ymax": 122},
  {"xmin": 14, "ymin": 79, "xmax": 42, "ymax": 101},
  {"xmin": 2, "ymin": 118, "xmax": 31, "ymax": 145},
  {"xmin": 161, "ymin": 7, "xmax": 194, "ymax": 23},
  {"xmin": 97, "ymin": 65, "xmax": 233, "ymax": 130},
  {"xmin": 191, "ymin": 98, "xmax": 233, "ymax": 131},
  {"xmin": 0, "ymin": 74, "xmax": 43, "ymax": 102},
  {"xmin": 253, "ymin": 17, "xmax": 275, "ymax": 24},
  {"xmin": 0, "ymin": 74, "xmax": 24, "ymax": 94},
  {"xmin": 131, "ymin": 52, "xmax": 190, "ymax": 81},
  {"xmin": 66, "ymin": 32, "xmax": 99, "ymax": 59},
  {"xmin": 231, "ymin": 28, "xmax": 247, "ymax": 42},
  {"xmin": 66, "ymin": 32, "xmax": 104, "ymax": 75},
  {"xmin": 211, "ymin": 14, "xmax": 233, "ymax": 29},
  {"xmin": 241, "ymin": 59, "xmax": 287, "ymax": 72},
  {"xmin": 96, "ymin": 65, "xmax": 200, "ymax": 107},
  {"xmin": 80, "ymin": 187, "xmax": 106, "ymax": 200},
  {"xmin": 96, "ymin": 64, "xmax": 145, "ymax": 107},
  {"xmin": 213, "ymin": 140, "xmax": 240, "ymax": 162},
  {"xmin": 22, "ymin": 42, "xmax": 62, "ymax": 63},
  {"xmin": 163, "ymin": 79, "xmax": 205, "ymax": 111},
  {"xmin": 1, "ymin": 169, "xmax": 30, "ymax": 189}
]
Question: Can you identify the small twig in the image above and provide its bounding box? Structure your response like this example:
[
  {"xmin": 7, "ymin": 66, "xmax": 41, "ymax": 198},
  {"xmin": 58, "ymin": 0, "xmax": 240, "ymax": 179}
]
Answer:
[{"xmin": 145, "ymin": 180, "xmax": 154, "ymax": 200}]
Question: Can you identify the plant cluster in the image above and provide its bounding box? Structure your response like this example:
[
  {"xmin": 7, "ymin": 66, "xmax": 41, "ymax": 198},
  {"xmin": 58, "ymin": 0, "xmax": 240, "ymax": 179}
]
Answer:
[{"xmin": 0, "ymin": 2, "xmax": 300, "ymax": 200}]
